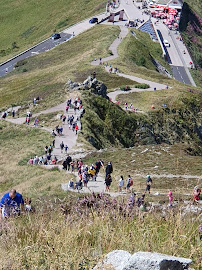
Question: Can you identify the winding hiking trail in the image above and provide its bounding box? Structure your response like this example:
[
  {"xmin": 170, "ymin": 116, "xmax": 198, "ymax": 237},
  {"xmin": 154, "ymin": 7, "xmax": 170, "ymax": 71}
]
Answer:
[
  {"xmin": 91, "ymin": 25, "xmax": 168, "ymax": 103},
  {"xmin": 5, "ymin": 102, "xmax": 82, "ymax": 160},
  {"xmin": 2, "ymin": 22, "xmax": 200, "ymax": 198}
]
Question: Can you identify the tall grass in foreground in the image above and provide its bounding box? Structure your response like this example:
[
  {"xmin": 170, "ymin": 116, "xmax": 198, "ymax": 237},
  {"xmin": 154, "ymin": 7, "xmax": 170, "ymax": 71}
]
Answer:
[{"xmin": 0, "ymin": 195, "xmax": 200, "ymax": 270}]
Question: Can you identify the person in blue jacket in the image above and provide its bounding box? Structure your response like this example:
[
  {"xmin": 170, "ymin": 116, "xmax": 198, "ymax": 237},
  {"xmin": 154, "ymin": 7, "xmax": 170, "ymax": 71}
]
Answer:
[{"xmin": 0, "ymin": 189, "xmax": 24, "ymax": 220}]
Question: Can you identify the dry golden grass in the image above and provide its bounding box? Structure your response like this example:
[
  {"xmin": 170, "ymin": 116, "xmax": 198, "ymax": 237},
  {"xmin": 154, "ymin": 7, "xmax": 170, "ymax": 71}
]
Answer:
[{"xmin": 0, "ymin": 199, "xmax": 200, "ymax": 269}]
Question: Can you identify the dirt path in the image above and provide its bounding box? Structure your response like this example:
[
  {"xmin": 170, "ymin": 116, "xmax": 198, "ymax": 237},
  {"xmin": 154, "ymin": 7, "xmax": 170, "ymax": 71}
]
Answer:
[
  {"xmin": 91, "ymin": 25, "xmax": 168, "ymax": 102},
  {"xmin": 5, "ymin": 101, "xmax": 83, "ymax": 160},
  {"xmin": 2, "ymin": 22, "xmax": 199, "ymax": 197}
]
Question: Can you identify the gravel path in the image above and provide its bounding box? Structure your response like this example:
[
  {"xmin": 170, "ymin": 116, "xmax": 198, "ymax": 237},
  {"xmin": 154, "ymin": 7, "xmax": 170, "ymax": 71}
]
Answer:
[
  {"xmin": 90, "ymin": 25, "xmax": 168, "ymax": 102},
  {"xmin": 5, "ymin": 101, "xmax": 82, "ymax": 160},
  {"xmin": 3, "ymin": 20, "xmax": 199, "ymax": 197}
]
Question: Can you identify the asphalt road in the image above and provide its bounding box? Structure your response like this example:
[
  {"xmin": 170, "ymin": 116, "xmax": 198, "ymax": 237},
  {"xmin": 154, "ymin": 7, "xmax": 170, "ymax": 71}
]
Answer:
[
  {"xmin": 171, "ymin": 65, "xmax": 191, "ymax": 85},
  {"xmin": 0, "ymin": 32, "xmax": 72, "ymax": 77}
]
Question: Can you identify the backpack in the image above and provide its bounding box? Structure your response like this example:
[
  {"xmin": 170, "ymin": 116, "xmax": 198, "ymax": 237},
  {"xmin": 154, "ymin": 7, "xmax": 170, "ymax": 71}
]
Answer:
[{"xmin": 130, "ymin": 179, "xmax": 133, "ymax": 186}]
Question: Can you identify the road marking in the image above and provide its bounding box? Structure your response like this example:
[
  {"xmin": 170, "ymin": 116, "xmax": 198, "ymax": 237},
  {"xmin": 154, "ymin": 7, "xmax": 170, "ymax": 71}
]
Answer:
[{"xmin": 176, "ymin": 66, "xmax": 185, "ymax": 84}]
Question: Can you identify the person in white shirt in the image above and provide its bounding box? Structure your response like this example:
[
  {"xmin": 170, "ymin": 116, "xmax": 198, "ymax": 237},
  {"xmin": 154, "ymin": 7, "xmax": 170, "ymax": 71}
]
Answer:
[{"xmin": 118, "ymin": 176, "xmax": 124, "ymax": 192}]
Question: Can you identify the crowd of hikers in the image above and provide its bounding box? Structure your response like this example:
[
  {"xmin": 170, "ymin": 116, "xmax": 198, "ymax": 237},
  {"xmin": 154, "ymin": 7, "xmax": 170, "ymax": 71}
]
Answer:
[
  {"xmin": 1, "ymin": 96, "xmax": 201, "ymax": 221},
  {"xmin": 27, "ymin": 97, "xmax": 83, "ymax": 165},
  {"xmin": 52, "ymin": 98, "xmax": 82, "ymax": 137},
  {"xmin": 1, "ymin": 178, "xmax": 200, "ymax": 220},
  {"xmin": 61, "ymin": 155, "xmax": 201, "ymax": 209}
]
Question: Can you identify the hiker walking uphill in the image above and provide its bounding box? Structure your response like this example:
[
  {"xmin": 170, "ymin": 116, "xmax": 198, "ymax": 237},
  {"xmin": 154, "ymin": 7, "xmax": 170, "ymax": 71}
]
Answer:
[
  {"xmin": 106, "ymin": 162, "xmax": 113, "ymax": 176},
  {"xmin": 66, "ymin": 155, "xmax": 72, "ymax": 171},
  {"xmin": 145, "ymin": 175, "xmax": 152, "ymax": 194},
  {"xmin": 118, "ymin": 176, "xmax": 124, "ymax": 192},
  {"xmin": 60, "ymin": 141, "xmax": 64, "ymax": 153},
  {"xmin": 0, "ymin": 189, "xmax": 24, "ymax": 220},
  {"xmin": 126, "ymin": 175, "xmax": 133, "ymax": 192},
  {"xmin": 95, "ymin": 159, "xmax": 104, "ymax": 177},
  {"xmin": 105, "ymin": 174, "xmax": 112, "ymax": 192}
]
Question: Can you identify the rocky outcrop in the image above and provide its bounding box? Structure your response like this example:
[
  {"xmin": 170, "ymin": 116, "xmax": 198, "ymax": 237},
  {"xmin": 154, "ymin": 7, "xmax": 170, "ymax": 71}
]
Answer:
[
  {"xmin": 66, "ymin": 75, "xmax": 108, "ymax": 99},
  {"xmin": 93, "ymin": 250, "xmax": 193, "ymax": 270}
]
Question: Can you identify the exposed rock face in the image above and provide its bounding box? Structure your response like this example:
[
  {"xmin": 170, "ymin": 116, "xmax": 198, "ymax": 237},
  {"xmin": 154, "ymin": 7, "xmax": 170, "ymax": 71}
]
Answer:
[
  {"xmin": 93, "ymin": 250, "xmax": 193, "ymax": 270},
  {"xmin": 66, "ymin": 75, "xmax": 108, "ymax": 99}
]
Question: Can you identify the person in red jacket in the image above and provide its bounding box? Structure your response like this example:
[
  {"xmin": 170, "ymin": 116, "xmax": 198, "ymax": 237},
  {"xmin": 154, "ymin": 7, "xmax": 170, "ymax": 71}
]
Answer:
[{"xmin": 75, "ymin": 124, "xmax": 79, "ymax": 135}]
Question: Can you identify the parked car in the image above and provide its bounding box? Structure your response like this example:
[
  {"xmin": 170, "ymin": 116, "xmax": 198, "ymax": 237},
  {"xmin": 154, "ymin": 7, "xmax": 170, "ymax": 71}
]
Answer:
[
  {"xmin": 89, "ymin": 17, "xmax": 98, "ymax": 24},
  {"xmin": 163, "ymin": 40, "xmax": 170, "ymax": 47},
  {"xmin": 51, "ymin": 33, "xmax": 61, "ymax": 40}
]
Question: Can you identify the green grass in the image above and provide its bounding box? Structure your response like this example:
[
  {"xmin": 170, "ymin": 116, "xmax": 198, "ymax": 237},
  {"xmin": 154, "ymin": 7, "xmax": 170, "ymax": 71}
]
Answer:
[
  {"xmin": 0, "ymin": 196, "xmax": 200, "ymax": 269},
  {"xmin": 0, "ymin": 25, "xmax": 135, "ymax": 112},
  {"xmin": 185, "ymin": 0, "xmax": 202, "ymax": 17},
  {"xmin": 29, "ymin": 111, "xmax": 64, "ymax": 129},
  {"xmin": 0, "ymin": 0, "xmax": 106, "ymax": 62},
  {"xmin": 82, "ymin": 144, "xmax": 202, "ymax": 195},
  {"xmin": 80, "ymin": 91, "xmax": 202, "ymax": 154},
  {"xmin": 0, "ymin": 121, "xmax": 69, "ymax": 198},
  {"xmin": 116, "ymin": 87, "xmax": 202, "ymax": 112},
  {"xmin": 108, "ymin": 29, "xmax": 175, "ymax": 84},
  {"xmin": 190, "ymin": 69, "xmax": 202, "ymax": 88}
]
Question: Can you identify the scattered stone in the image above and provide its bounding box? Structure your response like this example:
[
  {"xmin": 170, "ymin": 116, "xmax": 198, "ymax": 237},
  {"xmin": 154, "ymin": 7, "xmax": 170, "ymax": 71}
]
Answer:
[
  {"xmin": 123, "ymin": 252, "xmax": 192, "ymax": 270},
  {"xmin": 93, "ymin": 250, "xmax": 131, "ymax": 270},
  {"xmin": 93, "ymin": 250, "xmax": 193, "ymax": 270},
  {"xmin": 141, "ymin": 148, "xmax": 149, "ymax": 153}
]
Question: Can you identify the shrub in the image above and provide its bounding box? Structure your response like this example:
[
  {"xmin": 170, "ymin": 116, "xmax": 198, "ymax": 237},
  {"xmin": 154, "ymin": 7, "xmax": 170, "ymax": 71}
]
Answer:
[
  {"xmin": 120, "ymin": 85, "xmax": 131, "ymax": 91},
  {"xmin": 14, "ymin": 59, "xmax": 27, "ymax": 68},
  {"xmin": 134, "ymin": 83, "xmax": 150, "ymax": 89},
  {"xmin": 12, "ymin": 42, "xmax": 18, "ymax": 49}
]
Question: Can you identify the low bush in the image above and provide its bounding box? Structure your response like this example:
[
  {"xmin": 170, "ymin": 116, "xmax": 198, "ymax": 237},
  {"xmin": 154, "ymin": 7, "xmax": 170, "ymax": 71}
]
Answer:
[
  {"xmin": 14, "ymin": 59, "xmax": 27, "ymax": 68},
  {"xmin": 120, "ymin": 85, "xmax": 131, "ymax": 91},
  {"xmin": 134, "ymin": 83, "xmax": 150, "ymax": 89}
]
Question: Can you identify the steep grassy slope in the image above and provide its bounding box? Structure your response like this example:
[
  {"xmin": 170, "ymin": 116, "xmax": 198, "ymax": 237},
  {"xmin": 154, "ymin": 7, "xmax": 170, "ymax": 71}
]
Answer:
[
  {"xmin": 179, "ymin": 1, "xmax": 202, "ymax": 80},
  {"xmin": 109, "ymin": 29, "xmax": 173, "ymax": 84},
  {"xmin": 0, "ymin": 121, "xmax": 68, "ymax": 198},
  {"xmin": 0, "ymin": 0, "xmax": 105, "ymax": 62},
  {"xmin": 184, "ymin": 0, "xmax": 202, "ymax": 17},
  {"xmin": 0, "ymin": 199, "xmax": 200, "ymax": 269},
  {"xmin": 80, "ymin": 91, "xmax": 202, "ymax": 154},
  {"xmin": 0, "ymin": 25, "xmax": 127, "ymax": 110}
]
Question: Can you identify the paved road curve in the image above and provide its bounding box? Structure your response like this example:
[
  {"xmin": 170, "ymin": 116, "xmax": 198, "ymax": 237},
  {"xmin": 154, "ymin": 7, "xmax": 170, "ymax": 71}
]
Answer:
[
  {"xmin": 0, "ymin": 13, "xmax": 107, "ymax": 77},
  {"xmin": 0, "ymin": 33, "xmax": 72, "ymax": 77}
]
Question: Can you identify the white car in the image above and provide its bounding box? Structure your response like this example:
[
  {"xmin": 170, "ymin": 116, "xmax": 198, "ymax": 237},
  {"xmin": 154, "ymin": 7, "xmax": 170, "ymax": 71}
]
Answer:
[{"xmin": 163, "ymin": 40, "xmax": 170, "ymax": 47}]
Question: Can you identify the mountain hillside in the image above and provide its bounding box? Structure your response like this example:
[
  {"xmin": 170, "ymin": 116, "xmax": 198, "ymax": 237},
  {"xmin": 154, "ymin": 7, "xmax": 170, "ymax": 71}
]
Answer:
[{"xmin": 0, "ymin": 0, "xmax": 105, "ymax": 62}]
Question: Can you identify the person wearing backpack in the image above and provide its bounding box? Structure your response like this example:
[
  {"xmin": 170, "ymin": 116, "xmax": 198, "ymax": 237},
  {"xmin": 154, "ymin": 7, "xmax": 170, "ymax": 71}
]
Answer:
[
  {"xmin": 126, "ymin": 175, "xmax": 133, "ymax": 192},
  {"xmin": 60, "ymin": 141, "xmax": 64, "ymax": 153},
  {"xmin": 105, "ymin": 174, "xmax": 112, "ymax": 192},
  {"xmin": 145, "ymin": 175, "xmax": 152, "ymax": 194},
  {"xmin": 66, "ymin": 155, "xmax": 72, "ymax": 171},
  {"xmin": 48, "ymin": 145, "xmax": 52, "ymax": 155}
]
